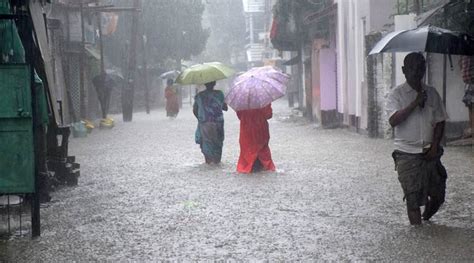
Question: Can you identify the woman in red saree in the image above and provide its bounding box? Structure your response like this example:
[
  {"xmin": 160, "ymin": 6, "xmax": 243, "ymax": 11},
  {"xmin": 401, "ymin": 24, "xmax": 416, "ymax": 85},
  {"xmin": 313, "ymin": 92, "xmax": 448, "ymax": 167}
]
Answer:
[
  {"xmin": 236, "ymin": 104, "xmax": 276, "ymax": 173},
  {"xmin": 164, "ymin": 78, "xmax": 179, "ymax": 118}
]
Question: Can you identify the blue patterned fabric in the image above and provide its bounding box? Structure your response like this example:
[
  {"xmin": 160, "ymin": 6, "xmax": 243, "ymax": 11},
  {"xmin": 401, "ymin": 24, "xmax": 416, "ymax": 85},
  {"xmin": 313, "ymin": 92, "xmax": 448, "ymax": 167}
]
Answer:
[{"xmin": 194, "ymin": 90, "xmax": 226, "ymax": 162}]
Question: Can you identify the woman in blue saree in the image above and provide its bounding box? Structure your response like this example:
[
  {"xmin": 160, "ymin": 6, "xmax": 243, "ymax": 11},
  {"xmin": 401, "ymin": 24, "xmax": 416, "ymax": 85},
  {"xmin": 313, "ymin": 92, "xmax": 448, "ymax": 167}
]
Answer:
[{"xmin": 193, "ymin": 81, "xmax": 228, "ymax": 164}]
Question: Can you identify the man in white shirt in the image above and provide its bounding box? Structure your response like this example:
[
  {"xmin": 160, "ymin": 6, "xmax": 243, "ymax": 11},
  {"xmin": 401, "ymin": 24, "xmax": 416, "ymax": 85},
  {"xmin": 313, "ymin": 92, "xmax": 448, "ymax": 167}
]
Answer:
[{"xmin": 386, "ymin": 52, "xmax": 448, "ymax": 225}]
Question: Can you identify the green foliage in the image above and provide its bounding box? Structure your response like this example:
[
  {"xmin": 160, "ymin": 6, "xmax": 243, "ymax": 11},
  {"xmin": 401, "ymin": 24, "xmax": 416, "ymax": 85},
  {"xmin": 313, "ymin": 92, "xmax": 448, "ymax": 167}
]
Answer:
[
  {"xmin": 142, "ymin": 0, "xmax": 210, "ymax": 63},
  {"xmin": 272, "ymin": 0, "xmax": 333, "ymax": 40},
  {"xmin": 104, "ymin": 0, "xmax": 210, "ymax": 70},
  {"xmin": 273, "ymin": 0, "xmax": 292, "ymax": 23},
  {"xmin": 394, "ymin": 0, "xmax": 449, "ymax": 15},
  {"xmin": 198, "ymin": 0, "xmax": 246, "ymax": 64}
]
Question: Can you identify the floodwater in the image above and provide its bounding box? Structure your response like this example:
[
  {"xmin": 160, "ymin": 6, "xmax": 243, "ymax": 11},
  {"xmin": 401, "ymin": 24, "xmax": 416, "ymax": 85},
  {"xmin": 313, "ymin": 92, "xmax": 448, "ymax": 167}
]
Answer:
[{"xmin": 1, "ymin": 101, "xmax": 473, "ymax": 261}]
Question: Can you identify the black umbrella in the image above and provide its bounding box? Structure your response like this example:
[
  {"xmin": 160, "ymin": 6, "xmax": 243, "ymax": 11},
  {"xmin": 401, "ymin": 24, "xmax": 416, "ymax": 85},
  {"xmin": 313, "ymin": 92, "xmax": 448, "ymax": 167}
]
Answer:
[
  {"xmin": 369, "ymin": 25, "xmax": 474, "ymax": 56},
  {"xmin": 105, "ymin": 69, "xmax": 125, "ymax": 84},
  {"xmin": 419, "ymin": 0, "xmax": 474, "ymax": 35},
  {"xmin": 93, "ymin": 73, "xmax": 116, "ymax": 119},
  {"xmin": 369, "ymin": 25, "xmax": 474, "ymax": 107}
]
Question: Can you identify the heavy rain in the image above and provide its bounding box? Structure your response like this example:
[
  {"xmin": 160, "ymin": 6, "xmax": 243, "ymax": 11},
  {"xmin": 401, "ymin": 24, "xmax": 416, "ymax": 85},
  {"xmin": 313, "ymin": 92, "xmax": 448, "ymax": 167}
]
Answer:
[{"xmin": 0, "ymin": 0, "xmax": 473, "ymax": 261}]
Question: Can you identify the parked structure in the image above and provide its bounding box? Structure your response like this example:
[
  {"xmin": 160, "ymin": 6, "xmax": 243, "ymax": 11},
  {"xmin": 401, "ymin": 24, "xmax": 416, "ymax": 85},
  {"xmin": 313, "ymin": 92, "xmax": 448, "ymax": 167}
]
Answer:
[
  {"xmin": 47, "ymin": 0, "xmax": 101, "ymax": 124},
  {"xmin": 0, "ymin": 0, "xmax": 80, "ymax": 237},
  {"xmin": 0, "ymin": 0, "xmax": 132, "ymax": 237}
]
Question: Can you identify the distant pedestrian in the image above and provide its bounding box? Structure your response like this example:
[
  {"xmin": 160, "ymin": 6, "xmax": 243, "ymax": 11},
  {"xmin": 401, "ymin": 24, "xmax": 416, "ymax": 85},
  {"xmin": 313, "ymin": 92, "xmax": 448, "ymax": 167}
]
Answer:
[
  {"xmin": 387, "ymin": 52, "xmax": 449, "ymax": 225},
  {"xmin": 165, "ymin": 78, "xmax": 179, "ymax": 118},
  {"xmin": 236, "ymin": 104, "xmax": 275, "ymax": 173},
  {"xmin": 193, "ymin": 81, "xmax": 228, "ymax": 164}
]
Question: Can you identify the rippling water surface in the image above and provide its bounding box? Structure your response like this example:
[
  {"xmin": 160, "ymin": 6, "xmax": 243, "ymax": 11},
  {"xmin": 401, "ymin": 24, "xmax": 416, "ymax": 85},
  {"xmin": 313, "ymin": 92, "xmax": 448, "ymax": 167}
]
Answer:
[{"xmin": 2, "ymin": 102, "xmax": 473, "ymax": 261}]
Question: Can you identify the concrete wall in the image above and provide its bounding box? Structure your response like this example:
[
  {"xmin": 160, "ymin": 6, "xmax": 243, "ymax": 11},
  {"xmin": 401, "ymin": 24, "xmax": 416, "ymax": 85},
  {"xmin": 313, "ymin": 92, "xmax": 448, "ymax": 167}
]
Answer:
[
  {"xmin": 375, "ymin": 53, "xmax": 395, "ymax": 139},
  {"xmin": 428, "ymin": 54, "xmax": 469, "ymax": 123},
  {"xmin": 336, "ymin": 0, "xmax": 350, "ymax": 124},
  {"xmin": 336, "ymin": 0, "xmax": 394, "ymax": 131},
  {"xmin": 394, "ymin": 14, "xmax": 417, "ymax": 86},
  {"xmin": 370, "ymin": 26, "xmax": 469, "ymax": 139},
  {"xmin": 337, "ymin": 1, "xmax": 468, "ymax": 138},
  {"xmin": 353, "ymin": 0, "xmax": 367, "ymax": 129},
  {"xmin": 320, "ymin": 49, "xmax": 337, "ymax": 111}
]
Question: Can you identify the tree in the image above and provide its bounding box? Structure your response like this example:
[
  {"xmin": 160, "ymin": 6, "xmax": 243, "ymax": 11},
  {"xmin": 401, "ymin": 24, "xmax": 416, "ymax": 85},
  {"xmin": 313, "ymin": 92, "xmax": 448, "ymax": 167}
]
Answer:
[
  {"xmin": 104, "ymin": 0, "xmax": 209, "ymax": 70},
  {"xmin": 394, "ymin": 0, "xmax": 448, "ymax": 15},
  {"xmin": 142, "ymin": 0, "xmax": 210, "ymax": 67},
  {"xmin": 198, "ymin": 0, "xmax": 246, "ymax": 65},
  {"xmin": 272, "ymin": 0, "xmax": 333, "ymax": 47}
]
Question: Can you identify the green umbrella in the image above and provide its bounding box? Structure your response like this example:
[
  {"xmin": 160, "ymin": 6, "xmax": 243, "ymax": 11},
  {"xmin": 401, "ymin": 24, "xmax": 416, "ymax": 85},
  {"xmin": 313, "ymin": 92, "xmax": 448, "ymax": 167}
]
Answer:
[{"xmin": 175, "ymin": 62, "xmax": 235, "ymax": 85}]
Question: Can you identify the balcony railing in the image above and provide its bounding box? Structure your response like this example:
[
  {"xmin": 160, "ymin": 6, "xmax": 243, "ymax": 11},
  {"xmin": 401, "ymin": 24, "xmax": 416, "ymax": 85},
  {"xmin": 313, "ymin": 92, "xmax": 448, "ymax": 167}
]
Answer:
[
  {"xmin": 242, "ymin": 0, "xmax": 265, "ymax": 13},
  {"xmin": 246, "ymin": 43, "xmax": 265, "ymax": 62}
]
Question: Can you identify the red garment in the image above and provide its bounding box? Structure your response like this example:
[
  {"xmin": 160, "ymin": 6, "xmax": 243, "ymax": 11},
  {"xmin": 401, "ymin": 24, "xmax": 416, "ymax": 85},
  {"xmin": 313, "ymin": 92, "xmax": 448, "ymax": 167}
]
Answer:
[
  {"xmin": 270, "ymin": 18, "xmax": 278, "ymax": 39},
  {"xmin": 460, "ymin": 56, "xmax": 474, "ymax": 84},
  {"xmin": 165, "ymin": 85, "xmax": 179, "ymax": 115},
  {"xmin": 236, "ymin": 104, "xmax": 276, "ymax": 173}
]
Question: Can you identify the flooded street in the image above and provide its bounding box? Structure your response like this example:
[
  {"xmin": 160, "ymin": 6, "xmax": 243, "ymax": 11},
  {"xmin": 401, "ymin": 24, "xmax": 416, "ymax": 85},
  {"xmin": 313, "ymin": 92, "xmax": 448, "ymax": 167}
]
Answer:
[
  {"xmin": 3, "ymin": 101, "xmax": 473, "ymax": 261},
  {"xmin": 1, "ymin": 0, "xmax": 473, "ymax": 261}
]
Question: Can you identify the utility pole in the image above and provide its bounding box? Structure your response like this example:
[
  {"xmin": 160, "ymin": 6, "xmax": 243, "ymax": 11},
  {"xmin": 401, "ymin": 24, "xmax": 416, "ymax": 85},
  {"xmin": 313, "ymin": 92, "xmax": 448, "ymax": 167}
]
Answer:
[
  {"xmin": 123, "ymin": 0, "xmax": 141, "ymax": 122},
  {"xmin": 414, "ymin": 0, "xmax": 421, "ymax": 15},
  {"xmin": 176, "ymin": 57, "xmax": 183, "ymax": 108},
  {"xmin": 64, "ymin": 8, "xmax": 77, "ymax": 123},
  {"xmin": 97, "ymin": 6, "xmax": 106, "ymax": 77},
  {"xmin": 176, "ymin": 30, "xmax": 184, "ymax": 109},
  {"xmin": 79, "ymin": 3, "xmax": 86, "ymax": 119},
  {"xmin": 142, "ymin": 34, "xmax": 150, "ymax": 114}
]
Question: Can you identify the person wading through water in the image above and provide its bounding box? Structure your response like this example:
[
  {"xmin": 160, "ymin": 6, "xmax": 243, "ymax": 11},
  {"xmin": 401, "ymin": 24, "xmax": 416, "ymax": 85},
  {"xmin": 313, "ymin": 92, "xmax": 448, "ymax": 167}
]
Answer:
[
  {"xmin": 236, "ymin": 103, "xmax": 276, "ymax": 173},
  {"xmin": 164, "ymin": 78, "xmax": 179, "ymax": 118},
  {"xmin": 193, "ymin": 81, "xmax": 228, "ymax": 164},
  {"xmin": 387, "ymin": 52, "xmax": 449, "ymax": 225}
]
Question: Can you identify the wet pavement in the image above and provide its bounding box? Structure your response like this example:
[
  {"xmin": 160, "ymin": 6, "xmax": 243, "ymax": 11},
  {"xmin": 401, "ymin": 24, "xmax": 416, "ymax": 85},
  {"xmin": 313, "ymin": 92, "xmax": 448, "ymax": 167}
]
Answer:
[{"xmin": 2, "ymin": 101, "xmax": 473, "ymax": 261}]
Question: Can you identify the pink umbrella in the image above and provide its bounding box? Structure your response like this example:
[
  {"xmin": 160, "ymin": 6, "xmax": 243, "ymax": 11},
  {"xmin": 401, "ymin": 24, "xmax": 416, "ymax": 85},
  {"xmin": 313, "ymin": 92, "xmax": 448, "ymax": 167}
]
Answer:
[{"xmin": 225, "ymin": 66, "xmax": 290, "ymax": 111}]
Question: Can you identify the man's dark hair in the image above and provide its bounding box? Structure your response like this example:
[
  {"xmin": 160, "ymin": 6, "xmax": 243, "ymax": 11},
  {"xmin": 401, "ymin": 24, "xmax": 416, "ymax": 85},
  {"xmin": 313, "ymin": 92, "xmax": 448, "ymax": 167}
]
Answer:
[
  {"xmin": 167, "ymin": 78, "xmax": 174, "ymax": 86},
  {"xmin": 404, "ymin": 52, "xmax": 425, "ymax": 67},
  {"xmin": 205, "ymin": 81, "xmax": 216, "ymax": 90}
]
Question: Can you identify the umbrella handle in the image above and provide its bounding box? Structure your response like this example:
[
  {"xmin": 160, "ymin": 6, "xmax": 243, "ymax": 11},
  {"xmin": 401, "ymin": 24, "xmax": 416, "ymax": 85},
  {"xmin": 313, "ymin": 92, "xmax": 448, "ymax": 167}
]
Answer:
[{"xmin": 448, "ymin": 54, "xmax": 453, "ymax": 71}]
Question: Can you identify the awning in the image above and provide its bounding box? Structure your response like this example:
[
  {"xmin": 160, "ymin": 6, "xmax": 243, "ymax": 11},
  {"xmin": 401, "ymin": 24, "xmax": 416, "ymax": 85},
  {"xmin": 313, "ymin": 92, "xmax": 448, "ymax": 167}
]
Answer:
[
  {"xmin": 283, "ymin": 55, "xmax": 300, "ymax": 66},
  {"xmin": 303, "ymin": 3, "xmax": 337, "ymax": 25},
  {"xmin": 85, "ymin": 45, "xmax": 101, "ymax": 60},
  {"xmin": 270, "ymin": 15, "xmax": 299, "ymax": 51}
]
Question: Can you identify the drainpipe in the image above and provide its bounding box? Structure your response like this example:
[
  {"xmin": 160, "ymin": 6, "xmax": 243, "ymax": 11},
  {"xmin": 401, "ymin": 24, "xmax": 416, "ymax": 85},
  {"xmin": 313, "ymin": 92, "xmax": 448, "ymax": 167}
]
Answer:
[
  {"xmin": 79, "ymin": 3, "xmax": 86, "ymax": 119},
  {"xmin": 123, "ymin": 0, "xmax": 141, "ymax": 122}
]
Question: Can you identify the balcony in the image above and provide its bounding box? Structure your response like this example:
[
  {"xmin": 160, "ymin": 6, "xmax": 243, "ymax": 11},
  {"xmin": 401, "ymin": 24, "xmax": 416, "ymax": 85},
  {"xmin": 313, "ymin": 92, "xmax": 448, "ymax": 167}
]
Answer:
[
  {"xmin": 242, "ymin": 0, "xmax": 265, "ymax": 13},
  {"xmin": 245, "ymin": 43, "xmax": 265, "ymax": 62}
]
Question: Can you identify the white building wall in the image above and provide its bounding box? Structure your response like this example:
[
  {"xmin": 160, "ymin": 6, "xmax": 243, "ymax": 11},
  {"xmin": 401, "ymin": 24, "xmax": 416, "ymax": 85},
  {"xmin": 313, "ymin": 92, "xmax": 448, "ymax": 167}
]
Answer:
[
  {"xmin": 377, "ymin": 54, "xmax": 395, "ymax": 139},
  {"xmin": 336, "ymin": 0, "xmax": 397, "ymax": 129},
  {"xmin": 347, "ymin": 1, "xmax": 356, "ymax": 117},
  {"xmin": 368, "ymin": 0, "xmax": 395, "ymax": 32},
  {"xmin": 428, "ymin": 55, "xmax": 469, "ymax": 122},
  {"xmin": 394, "ymin": 14, "xmax": 417, "ymax": 86},
  {"xmin": 336, "ymin": 0, "xmax": 349, "ymax": 121},
  {"xmin": 355, "ymin": 0, "xmax": 370, "ymax": 129},
  {"xmin": 337, "ymin": 0, "xmax": 370, "ymax": 126}
]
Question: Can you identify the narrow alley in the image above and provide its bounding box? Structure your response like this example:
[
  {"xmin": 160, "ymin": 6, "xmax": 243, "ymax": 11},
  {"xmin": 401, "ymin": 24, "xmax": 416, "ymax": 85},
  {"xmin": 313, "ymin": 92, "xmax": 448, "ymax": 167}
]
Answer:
[{"xmin": 3, "ymin": 101, "xmax": 473, "ymax": 261}]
